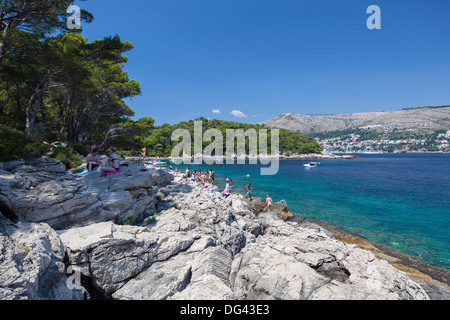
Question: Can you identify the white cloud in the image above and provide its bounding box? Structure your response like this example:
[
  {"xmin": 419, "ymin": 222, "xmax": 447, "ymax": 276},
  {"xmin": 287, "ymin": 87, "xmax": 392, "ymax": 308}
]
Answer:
[
  {"xmin": 212, "ymin": 109, "xmax": 221, "ymax": 114},
  {"xmin": 230, "ymin": 110, "xmax": 247, "ymax": 118}
]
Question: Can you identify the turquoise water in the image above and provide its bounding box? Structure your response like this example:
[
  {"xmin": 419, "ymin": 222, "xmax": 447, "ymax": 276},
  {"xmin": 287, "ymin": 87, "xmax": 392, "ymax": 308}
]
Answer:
[{"xmin": 173, "ymin": 154, "xmax": 450, "ymax": 272}]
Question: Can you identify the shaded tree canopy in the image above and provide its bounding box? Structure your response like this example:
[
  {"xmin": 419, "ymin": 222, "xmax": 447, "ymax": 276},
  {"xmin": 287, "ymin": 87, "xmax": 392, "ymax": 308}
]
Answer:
[
  {"xmin": 0, "ymin": 1, "xmax": 320, "ymax": 161},
  {"xmin": 0, "ymin": 0, "xmax": 141, "ymax": 153}
]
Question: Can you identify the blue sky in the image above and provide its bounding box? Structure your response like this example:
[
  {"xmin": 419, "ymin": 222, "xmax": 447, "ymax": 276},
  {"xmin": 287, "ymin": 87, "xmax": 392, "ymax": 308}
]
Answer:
[{"xmin": 74, "ymin": 0, "xmax": 450, "ymax": 125}]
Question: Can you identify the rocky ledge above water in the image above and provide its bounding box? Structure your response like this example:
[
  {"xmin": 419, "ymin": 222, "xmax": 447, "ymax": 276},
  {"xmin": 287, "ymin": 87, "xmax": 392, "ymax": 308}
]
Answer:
[{"xmin": 0, "ymin": 158, "xmax": 448, "ymax": 300}]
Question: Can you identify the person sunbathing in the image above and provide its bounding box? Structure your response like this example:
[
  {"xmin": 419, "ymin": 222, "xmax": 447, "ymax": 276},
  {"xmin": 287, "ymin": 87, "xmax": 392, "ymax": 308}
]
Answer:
[{"xmin": 101, "ymin": 147, "xmax": 121, "ymax": 173}]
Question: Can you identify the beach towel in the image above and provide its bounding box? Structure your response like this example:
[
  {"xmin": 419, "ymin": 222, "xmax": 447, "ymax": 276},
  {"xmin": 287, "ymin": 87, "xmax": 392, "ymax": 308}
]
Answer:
[
  {"xmin": 101, "ymin": 168, "xmax": 122, "ymax": 176},
  {"xmin": 74, "ymin": 169, "xmax": 89, "ymax": 177},
  {"xmin": 74, "ymin": 166, "xmax": 102, "ymax": 177}
]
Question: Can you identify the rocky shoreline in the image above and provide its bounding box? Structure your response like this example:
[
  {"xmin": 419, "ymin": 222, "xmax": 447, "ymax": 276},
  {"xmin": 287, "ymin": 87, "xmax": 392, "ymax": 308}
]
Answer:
[{"xmin": 0, "ymin": 158, "xmax": 448, "ymax": 300}]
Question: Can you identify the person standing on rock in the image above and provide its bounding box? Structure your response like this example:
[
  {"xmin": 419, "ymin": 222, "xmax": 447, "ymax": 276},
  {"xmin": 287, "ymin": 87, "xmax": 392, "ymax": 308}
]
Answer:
[
  {"xmin": 195, "ymin": 170, "xmax": 199, "ymax": 183},
  {"xmin": 201, "ymin": 171, "xmax": 208, "ymax": 191},
  {"xmin": 210, "ymin": 170, "xmax": 215, "ymax": 185},
  {"xmin": 244, "ymin": 183, "xmax": 252, "ymax": 201},
  {"xmin": 265, "ymin": 195, "xmax": 273, "ymax": 211},
  {"xmin": 223, "ymin": 178, "xmax": 231, "ymax": 197}
]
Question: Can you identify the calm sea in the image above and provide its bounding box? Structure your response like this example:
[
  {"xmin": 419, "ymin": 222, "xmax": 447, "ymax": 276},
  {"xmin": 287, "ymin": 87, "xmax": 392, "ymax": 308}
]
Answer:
[{"xmin": 173, "ymin": 153, "xmax": 450, "ymax": 272}]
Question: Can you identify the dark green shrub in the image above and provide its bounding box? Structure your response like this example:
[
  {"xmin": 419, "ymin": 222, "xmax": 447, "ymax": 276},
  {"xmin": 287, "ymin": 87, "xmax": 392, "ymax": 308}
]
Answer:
[
  {"xmin": 50, "ymin": 147, "xmax": 82, "ymax": 169},
  {"xmin": 72, "ymin": 143, "xmax": 91, "ymax": 157},
  {"xmin": 120, "ymin": 214, "xmax": 139, "ymax": 225},
  {"xmin": 0, "ymin": 124, "xmax": 48, "ymax": 161}
]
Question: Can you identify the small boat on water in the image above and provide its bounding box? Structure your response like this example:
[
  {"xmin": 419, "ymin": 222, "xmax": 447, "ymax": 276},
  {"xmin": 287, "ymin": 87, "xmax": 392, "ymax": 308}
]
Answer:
[
  {"xmin": 303, "ymin": 162, "xmax": 319, "ymax": 167},
  {"xmin": 153, "ymin": 161, "xmax": 167, "ymax": 167},
  {"xmin": 145, "ymin": 161, "xmax": 167, "ymax": 167}
]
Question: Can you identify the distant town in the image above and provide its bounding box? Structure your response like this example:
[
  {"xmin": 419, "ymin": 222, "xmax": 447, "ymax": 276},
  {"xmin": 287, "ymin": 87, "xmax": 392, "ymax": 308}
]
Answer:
[
  {"xmin": 262, "ymin": 106, "xmax": 450, "ymax": 154},
  {"xmin": 312, "ymin": 129, "xmax": 450, "ymax": 153}
]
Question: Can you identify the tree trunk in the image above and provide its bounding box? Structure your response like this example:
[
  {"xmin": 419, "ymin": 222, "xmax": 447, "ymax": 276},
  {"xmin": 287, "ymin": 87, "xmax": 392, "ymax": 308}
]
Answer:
[
  {"xmin": 15, "ymin": 81, "xmax": 24, "ymax": 123},
  {"xmin": 24, "ymin": 77, "xmax": 48, "ymax": 138},
  {"xmin": 0, "ymin": 28, "xmax": 9, "ymax": 65},
  {"xmin": 65, "ymin": 90, "xmax": 77, "ymax": 143},
  {"xmin": 24, "ymin": 88, "xmax": 40, "ymax": 138}
]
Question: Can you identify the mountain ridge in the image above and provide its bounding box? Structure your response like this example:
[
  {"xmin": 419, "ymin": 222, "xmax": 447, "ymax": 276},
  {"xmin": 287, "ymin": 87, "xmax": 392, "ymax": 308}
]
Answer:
[{"xmin": 262, "ymin": 106, "xmax": 450, "ymax": 134}]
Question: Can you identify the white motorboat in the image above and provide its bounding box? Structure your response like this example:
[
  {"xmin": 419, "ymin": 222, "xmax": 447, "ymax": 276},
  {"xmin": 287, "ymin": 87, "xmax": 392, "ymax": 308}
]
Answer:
[
  {"xmin": 145, "ymin": 160, "xmax": 167, "ymax": 167},
  {"xmin": 153, "ymin": 161, "xmax": 167, "ymax": 167},
  {"xmin": 303, "ymin": 162, "xmax": 319, "ymax": 167}
]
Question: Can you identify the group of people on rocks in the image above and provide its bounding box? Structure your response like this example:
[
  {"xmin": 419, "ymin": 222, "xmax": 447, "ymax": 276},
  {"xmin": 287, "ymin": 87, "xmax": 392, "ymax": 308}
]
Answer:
[
  {"xmin": 85, "ymin": 147, "xmax": 272, "ymax": 211},
  {"xmin": 183, "ymin": 167, "xmax": 216, "ymax": 190},
  {"xmin": 87, "ymin": 148, "xmax": 276, "ymax": 211},
  {"xmin": 182, "ymin": 167, "xmax": 274, "ymax": 211},
  {"xmin": 85, "ymin": 145, "xmax": 121, "ymax": 175}
]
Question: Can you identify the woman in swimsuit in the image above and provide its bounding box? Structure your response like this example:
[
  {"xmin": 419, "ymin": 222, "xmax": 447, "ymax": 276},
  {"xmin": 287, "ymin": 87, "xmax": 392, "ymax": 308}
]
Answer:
[
  {"xmin": 101, "ymin": 147, "xmax": 121, "ymax": 172},
  {"xmin": 265, "ymin": 195, "xmax": 273, "ymax": 211}
]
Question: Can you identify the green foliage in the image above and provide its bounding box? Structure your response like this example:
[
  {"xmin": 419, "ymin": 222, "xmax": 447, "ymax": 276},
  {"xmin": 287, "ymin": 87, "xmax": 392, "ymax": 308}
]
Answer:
[
  {"xmin": 310, "ymin": 128, "xmax": 358, "ymax": 140},
  {"xmin": 50, "ymin": 147, "xmax": 82, "ymax": 169},
  {"xmin": 120, "ymin": 214, "xmax": 139, "ymax": 226},
  {"xmin": 312, "ymin": 127, "xmax": 448, "ymax": 152},
  {"xmin": 0, "ymin": 2, "xmax": 322, "ymax": 159},
  {"xmin": 0, "ymin": 2, "xmax": 141, "ymax": 148},
  {"xmin": 139, "ymin": 118, "xmax": 322, "ymax": 157},
  {"xmin": 311, "ymin": 127, "xmax": 444, "ymax": 143},
  {"xmin": 0, "ymin": 124, "xmax": 47, "ymax": 161},
  {"xmin": 72, "ymin": 143, "xmax": 91, "ymax": 157},
  {"xmin": 101, "ymin": 117, "xmax": 153, "ymax": 151},
  {"xmin": 144, "ymin": 216, "xmax": 156, "ymax": 226},
  {"xmin": 402, "ymin": 105, "xmax": 450, "ymax": 111}
]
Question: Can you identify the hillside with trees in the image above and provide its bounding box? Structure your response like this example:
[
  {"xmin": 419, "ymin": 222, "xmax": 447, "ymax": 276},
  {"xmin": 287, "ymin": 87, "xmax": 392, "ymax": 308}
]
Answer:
[
  {"xmin": 130, "ymin": 118, "xmax": 322, "ymax": 158},
  {"xmin": 0, "ymin": 1, "xmax": 321, "ymax": 163},
  {"xmin": 0, "ymin": 1, "xmax": 141, "ymax": 161}
]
